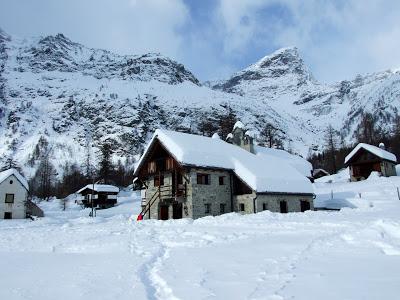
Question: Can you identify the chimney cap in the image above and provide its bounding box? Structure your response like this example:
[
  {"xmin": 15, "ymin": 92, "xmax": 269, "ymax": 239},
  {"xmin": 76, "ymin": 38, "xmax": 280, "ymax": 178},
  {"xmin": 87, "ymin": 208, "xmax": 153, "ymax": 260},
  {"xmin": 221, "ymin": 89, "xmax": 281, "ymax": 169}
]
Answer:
[{"xmin": 378, "ymin": 142, "xmax": 385, "ymax": 149}]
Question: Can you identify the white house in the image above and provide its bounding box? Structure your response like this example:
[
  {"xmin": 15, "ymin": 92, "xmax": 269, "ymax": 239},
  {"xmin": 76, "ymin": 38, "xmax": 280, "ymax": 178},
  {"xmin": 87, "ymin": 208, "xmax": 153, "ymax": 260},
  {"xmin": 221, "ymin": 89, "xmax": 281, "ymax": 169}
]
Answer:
[{"xmin": 0, "ymin": 168, "xmax": 29, "ymax": 219}]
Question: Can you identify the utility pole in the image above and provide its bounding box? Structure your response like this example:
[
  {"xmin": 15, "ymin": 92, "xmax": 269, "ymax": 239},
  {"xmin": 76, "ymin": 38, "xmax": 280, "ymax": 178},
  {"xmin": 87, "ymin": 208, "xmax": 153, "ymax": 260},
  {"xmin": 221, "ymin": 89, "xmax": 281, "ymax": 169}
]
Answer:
[{"xmin": 91, "ymin": 175, "xmax": 95, "ymax": 217}]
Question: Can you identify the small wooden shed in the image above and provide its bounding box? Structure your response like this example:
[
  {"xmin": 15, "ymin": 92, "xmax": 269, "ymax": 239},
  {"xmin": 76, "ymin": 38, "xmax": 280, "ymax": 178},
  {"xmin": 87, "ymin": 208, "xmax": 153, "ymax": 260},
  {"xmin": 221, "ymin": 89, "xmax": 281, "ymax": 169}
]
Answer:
[
  {"xmin": 76, "ymin": 184, "xmax": 119, "ymax": 209},
  {"xmin": 344, "ymin": 143, "xmax": 397, "ymax": 181}
]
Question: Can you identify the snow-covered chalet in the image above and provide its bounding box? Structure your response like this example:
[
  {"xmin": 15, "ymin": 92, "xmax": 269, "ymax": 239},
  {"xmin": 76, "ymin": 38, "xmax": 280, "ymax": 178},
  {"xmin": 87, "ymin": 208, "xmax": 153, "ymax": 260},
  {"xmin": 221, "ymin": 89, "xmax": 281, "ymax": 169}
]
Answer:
[
  {"xmin": 134, "ymin": 122, "xmax": 314, "ymax": 220},
  {"xmin": 76, "ymin": 184, "xmax": 119, "ymax": 209},
  {"xmin": 345, "ymin": 143, "xmax": 397, "ymax": 181}
]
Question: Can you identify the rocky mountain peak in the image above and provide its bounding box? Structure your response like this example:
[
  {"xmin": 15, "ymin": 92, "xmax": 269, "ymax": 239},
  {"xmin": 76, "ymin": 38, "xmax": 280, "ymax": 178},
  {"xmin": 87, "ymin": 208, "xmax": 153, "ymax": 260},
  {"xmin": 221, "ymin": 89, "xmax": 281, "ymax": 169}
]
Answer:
[
  {"xmin": 0, "ymin": 27, "xmax": 11, "ymax": 42},
  {"xmin": 212, "ymin": 46, "xmax": 314, "ymax": 95}
]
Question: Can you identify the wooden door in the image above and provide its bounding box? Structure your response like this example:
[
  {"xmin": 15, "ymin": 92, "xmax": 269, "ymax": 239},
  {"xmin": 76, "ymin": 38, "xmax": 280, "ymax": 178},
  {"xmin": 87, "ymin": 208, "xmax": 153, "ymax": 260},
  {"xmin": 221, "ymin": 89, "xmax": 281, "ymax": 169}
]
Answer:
[
  {"xmin": 280, "ymin": 201, "xmax": 288, "ymax": 213},
  {"xmin": 159, "ymin": 205, "xmax": 169, "ymax": 220},
  {"xmin": 300, "ymin": 200, "xmax": 311, "ymax": 212},
  {"xmin": 173, "ymin": 203, "xmax": 182, "ymax": 219}
]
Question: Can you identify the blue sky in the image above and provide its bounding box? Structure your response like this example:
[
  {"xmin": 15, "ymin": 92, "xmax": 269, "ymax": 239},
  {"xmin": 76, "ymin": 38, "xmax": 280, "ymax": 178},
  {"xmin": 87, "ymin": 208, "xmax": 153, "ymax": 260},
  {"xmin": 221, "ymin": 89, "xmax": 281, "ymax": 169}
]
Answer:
[{"xmin": 1, "ymin": 0, "xmax": 400, "ymax": 83}]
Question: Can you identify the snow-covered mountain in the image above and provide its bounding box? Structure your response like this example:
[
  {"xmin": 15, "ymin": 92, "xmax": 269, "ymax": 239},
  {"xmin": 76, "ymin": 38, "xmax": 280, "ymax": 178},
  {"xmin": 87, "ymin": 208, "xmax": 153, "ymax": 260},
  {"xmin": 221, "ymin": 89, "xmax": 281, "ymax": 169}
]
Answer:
[
  {"xmin": 1, "ymin": 28, "xmax": 399, "ymax": 177},
  {"xmin": 213, "ymin": 47, "xmax": 400, "ymax": 148}
]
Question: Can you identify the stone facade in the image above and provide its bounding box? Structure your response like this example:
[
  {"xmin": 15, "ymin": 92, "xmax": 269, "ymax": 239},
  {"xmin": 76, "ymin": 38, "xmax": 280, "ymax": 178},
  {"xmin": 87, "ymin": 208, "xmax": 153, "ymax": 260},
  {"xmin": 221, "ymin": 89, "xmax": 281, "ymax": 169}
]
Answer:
[
  {"xmin": 141, "ymin": 167, "xmax": 314, "ymax": 219},
  {"xmin": 234, "ymin": 192, "xmax": 314, "ymax": 214},
  {"xmin": 0, "ymin": 174, "xmax": 28, "ymax": 219},
  {"xmin": 189, "ymin": 168, "xmax": 232, "ymax": 219},
  {"xmin": 255, "ymin": 194, "xmax": 314, "ymax": 213},
  {"xmin": 142, "ymin": 168, "xmax": 233, "ymax": 220}
]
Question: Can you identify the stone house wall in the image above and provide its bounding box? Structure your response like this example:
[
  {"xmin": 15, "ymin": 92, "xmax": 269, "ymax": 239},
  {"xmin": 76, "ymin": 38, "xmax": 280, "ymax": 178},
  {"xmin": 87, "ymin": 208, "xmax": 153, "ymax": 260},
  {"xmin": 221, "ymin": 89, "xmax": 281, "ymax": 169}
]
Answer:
[
  {"xmin": 255, "ymin": 194, "xmax": 314, "ymax": 213},
  {"xmin": 234, "ymin": 192, "xmax": 314, "ymax": 214},
  {"xmin": 142, "ymin": 168, "xmax": 314, "ymax": 219},
  {"xmin": 189, "ymin": 168, "xmax": 232, "ymax": 219}
]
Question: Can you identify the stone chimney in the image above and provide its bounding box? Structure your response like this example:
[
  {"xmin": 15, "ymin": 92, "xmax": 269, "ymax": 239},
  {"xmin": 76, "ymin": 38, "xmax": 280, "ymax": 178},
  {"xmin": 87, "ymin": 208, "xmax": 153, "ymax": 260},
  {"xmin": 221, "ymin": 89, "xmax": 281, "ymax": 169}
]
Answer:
[{"xmin": 228, "ymin": 121, "xmax": 255, "ymax": 154}]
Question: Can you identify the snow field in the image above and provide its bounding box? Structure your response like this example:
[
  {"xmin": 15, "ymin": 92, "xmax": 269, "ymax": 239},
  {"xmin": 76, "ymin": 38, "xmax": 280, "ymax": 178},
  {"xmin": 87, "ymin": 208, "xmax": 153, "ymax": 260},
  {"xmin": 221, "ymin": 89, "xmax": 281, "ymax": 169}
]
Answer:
[{"xmin": 1, "ymin": 177, "xmax": 400, "ymax": 299}]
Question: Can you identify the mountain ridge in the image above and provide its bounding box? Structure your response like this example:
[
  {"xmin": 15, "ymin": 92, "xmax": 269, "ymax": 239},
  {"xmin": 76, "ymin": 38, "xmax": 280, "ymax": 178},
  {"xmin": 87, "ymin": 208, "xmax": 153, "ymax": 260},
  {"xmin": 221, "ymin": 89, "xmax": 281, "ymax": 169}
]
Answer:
[{"xmin": 1, "ymin": 28, "xmax": 399, "ymax": 178}]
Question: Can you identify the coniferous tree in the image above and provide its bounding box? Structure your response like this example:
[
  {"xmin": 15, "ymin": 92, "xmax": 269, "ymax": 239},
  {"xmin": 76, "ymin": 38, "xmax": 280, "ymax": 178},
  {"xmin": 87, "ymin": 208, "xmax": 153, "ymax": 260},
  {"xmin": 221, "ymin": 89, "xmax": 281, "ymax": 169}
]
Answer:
[
  {"xmin": 218, "ymin": 105, "xmax": 237, "ymax": 139},
  {"xmin": 356, "ymin": 112, "xmax": 382, "ymax": 145},
  {"xmin": 325, "ymin": 125, "xmax": 338, "ymax": 174},
  {"xmin": 98, "ymin": 141, "xmax": 114, "ymax": 184},
  {"xmin": 0, "ymin": 155, "xmax": 23, "ymax": 174},
  {"xmin": 31, "ymin": 154, "xmax": 57, "ymax": 200}
]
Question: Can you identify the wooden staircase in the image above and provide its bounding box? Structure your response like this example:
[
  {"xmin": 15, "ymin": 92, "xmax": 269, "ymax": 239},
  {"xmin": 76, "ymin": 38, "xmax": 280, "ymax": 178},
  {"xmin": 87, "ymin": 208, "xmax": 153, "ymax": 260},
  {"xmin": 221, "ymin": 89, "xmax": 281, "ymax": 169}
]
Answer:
[{"xmin": 138, "ymin": 184, "xmax": 187, "ymax": 220}]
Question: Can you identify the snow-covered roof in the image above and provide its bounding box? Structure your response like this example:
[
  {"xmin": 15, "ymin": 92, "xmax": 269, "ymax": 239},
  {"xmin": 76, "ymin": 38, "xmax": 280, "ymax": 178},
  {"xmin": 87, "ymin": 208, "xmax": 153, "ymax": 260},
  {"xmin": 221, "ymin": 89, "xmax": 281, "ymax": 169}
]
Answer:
[
  {"xmin": 312, "ymin": 168, "xmax": 330, "ymax": 177},
  {"xmin": 233, "ymin": 121, "xmax": 245, "ymax": 131},
  {"xmin": 0, "ymin": 168, "xmax": 29, "ymax": 191},
  {"xmin": 135, "ymin": 130, "xmax": 313, "ymax": 195},
  {"xmin": 76, "ymin": 184, "xmax": 119, "ymax": 194},
  {"xmin": 345, "ymin": 143, "xmax": 397, "ymax": 164},
  {"xmin": 254, "ymin": 146, "xmax": 313, "ymax": 178},
  {"xmin": 211, "ymin": 133, "xmax": 220, "ymax": 139}
]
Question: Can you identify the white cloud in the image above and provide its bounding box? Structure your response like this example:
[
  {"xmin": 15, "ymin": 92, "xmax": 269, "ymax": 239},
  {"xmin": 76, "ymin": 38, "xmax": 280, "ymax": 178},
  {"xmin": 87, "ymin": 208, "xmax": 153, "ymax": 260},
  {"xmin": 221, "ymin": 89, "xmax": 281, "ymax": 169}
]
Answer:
[
  {"xmin": 214, "ymin": 0, "xmax": 400, "ymax": 82},
  {"xmin": 0, "ymin": 0, "xmax": 189, "ymax": 59}
]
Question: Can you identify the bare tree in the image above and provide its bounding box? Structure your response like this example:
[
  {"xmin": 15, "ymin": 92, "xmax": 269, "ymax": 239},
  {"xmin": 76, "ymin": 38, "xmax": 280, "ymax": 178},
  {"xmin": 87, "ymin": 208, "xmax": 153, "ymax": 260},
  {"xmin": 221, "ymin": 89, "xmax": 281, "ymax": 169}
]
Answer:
[{"xmin": 259, "ymin": 123, "xmax": 283, "ymax": 148}]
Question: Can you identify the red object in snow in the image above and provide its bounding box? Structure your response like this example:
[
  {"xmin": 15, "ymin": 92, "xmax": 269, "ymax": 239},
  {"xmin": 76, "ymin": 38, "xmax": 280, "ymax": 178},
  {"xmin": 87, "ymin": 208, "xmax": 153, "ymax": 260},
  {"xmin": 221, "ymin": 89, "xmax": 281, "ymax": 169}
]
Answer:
[{"xmin": 137, "ymin": 213, "xmax": 143, "ymax": 221}]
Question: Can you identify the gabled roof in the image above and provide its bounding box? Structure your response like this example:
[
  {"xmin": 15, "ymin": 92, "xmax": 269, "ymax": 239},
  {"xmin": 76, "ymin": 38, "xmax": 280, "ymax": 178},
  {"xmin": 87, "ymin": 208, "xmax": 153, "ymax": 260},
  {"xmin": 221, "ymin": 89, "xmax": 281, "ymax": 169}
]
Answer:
[
  {"xmin": 344, "ymin": 143, "xmax": 397, "ymax": 164},
  {"xmin": 135, "ymin": 129, "xmax": 313, "ymax": 195},
  {"xmin": 76, "ymin": 184, "xmax": 119, "ymax": 194},
  {"xmin": 0, "ymin": 168, "xmax": 29, "ymax": 191}
]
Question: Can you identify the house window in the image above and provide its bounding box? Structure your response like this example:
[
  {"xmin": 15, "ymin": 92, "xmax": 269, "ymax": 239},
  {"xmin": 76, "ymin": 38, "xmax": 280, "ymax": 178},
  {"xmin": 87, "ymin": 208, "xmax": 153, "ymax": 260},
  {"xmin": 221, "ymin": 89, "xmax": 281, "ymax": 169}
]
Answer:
[
  {"xmin": 240, "ymin": 203, "xmax": 245, "ymax": 212},
  {"xmin": 219, "ymin": 176, "xmax": 225, "ymax": 185},
  {"xmin": 5, "ymin": 193, "xmax": 14, "ymax": 204},
  {"xmin": 204, "ymin": 203, "xmax": 211, "ymax": 214},
  {"xmin": 300, "ymin": 200, "xmax": 311, "ymax": 212},
  {"xmin": 154, "ymin": 175, "xmax": 164, "ymax": 187},
  {"xmin": 262, "ymin": 203, "xmax": 268, "ymax": 211},
  {"xmin": 197, "ymin": 173, "xmax": 210, "ymax": 185},
  {"xmin": 9, "ymin": 180, "xmax": 13, "ymax": 184},
  {"xmin": 4, "ymin": 212, "xmax": 12, "ymax": 219},
  {"xmin": 220, "ymin": 203, "xmax": 226, "ymax": 214},
  {"xmin": 148, "ymin": 161, "xmax": 156, "ymax": 174},
  {"xmin": 166, "ymin": 157, "xmax": 174, "ymax": 170}
]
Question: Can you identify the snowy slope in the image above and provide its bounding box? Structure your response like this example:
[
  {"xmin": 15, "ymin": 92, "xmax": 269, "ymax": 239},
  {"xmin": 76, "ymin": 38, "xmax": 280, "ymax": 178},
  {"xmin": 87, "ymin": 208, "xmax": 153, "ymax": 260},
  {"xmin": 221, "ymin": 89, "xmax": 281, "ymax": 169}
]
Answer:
[{"xmin": 1, "ymin": 177, "xmax": 400, "ymax": 299}]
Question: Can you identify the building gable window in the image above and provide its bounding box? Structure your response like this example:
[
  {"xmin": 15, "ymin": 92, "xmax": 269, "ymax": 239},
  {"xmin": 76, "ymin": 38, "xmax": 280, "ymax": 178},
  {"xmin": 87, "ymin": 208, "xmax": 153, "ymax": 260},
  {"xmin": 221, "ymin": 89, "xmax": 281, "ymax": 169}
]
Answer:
[
  {"xmin": 240, "ymin": 203, "xmax": 245, "ymax": 212},
  {"xmin": 219, "ymin": 176, "xmax": 225, "ymax": 185},
  {"xmin": 154, "ymin": 175, "xmax": 164, "ymax": 187},
  {"xmin": 204, "ymin": 203, "xmax": 211, "ymax": 214},
  {"xmin": 197, "ymin": 173, "xmax": 210, "ymax": 185},
  {"xmin": 148, "ymin": 161, "xmax": 156, "ymax": 174},
  {"xmin": 220, "ymin": 203, "xmax": 226, "ymax": 214},
  {"xmin": 5, "ymin": 193, "xmax": 14, "ymax": 204}
]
